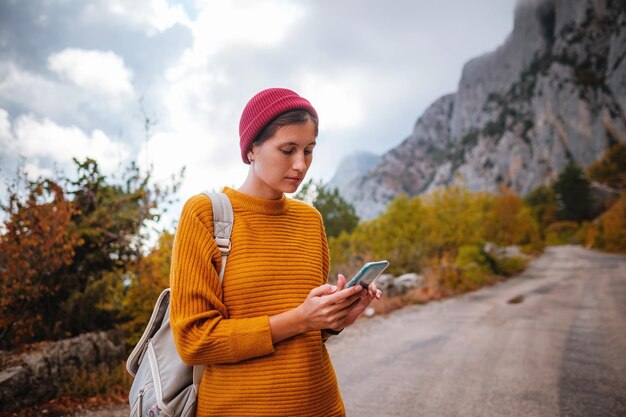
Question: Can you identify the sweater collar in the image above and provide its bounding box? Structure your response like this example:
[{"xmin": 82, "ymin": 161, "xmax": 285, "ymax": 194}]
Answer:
[{"xmin": 223, "ymin": 187, "xmax": 289, "ymax": 215}]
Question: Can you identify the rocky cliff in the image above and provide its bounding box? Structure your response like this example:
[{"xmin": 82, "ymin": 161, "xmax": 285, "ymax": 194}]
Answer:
[{"xmin": 338, "ymin": 0, "xmax": 626, "ymax": 220}]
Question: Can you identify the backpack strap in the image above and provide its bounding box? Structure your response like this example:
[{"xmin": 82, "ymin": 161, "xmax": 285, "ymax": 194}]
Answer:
[{"xmin": 202, "ymin": 192, "xmax": 233, "ymax": 282}]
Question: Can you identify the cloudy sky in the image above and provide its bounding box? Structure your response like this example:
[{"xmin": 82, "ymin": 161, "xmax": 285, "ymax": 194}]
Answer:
[{"xmin": 0, "ymin": 0, "xmax": 518, "ymax": 227}]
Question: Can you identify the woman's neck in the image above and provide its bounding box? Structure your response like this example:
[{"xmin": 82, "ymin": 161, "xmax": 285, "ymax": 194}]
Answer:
[{"xmin": 238, "ymin": 171, "xmax": 283, "ymax": 200}]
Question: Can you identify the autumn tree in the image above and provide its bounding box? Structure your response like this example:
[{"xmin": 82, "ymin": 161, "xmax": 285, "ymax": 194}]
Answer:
[
  {"xmin": 122, "ymin": 231, "xmax": 175, "ymax": 345},
  {"xmin": 420, "ymin": 186, "xmax": 486, "ymax": 260},
  {"xmin": 60, "ymin": 158, "xmax": 175, "ymax": 336},
  {"xmin": 588, "ymin": 143, "xmax": 626, "ymax": 190},
  {"xmin": 0, "ymin": 158, "xmax": 181, "ymax": 349},
  {"xmin": 0, "ymin": 180, "xmax": 80, "ymax": 347},
  {"xmin": 594, "ymin": 194, "xmax": 626, "ymax": 252},
  {"xmin": 330, "ymin": 186, "xmax": 490, "ymax": 278},
  {"xmin": 329, "ymin": 194, "xmax": 428, "ymax": 277},
  {"xmin": 482, "ymin": 190, "xmax": 541, "ymax": 249},
  {"xmin": 366, "ymin": 195, "xmax": 428, "ymax": 275}
]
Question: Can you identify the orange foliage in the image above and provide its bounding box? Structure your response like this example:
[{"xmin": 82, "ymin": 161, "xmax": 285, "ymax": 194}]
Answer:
[
  {"xmin": 482, "ymin": 189, "xmax": 540, "ymax": 248},
  {"xmin": 597, "ymin": 194, "xmax": 626, "ymax": 252},
  {"xmin": 0, "ymin": 181, "xmax": 80, "ymax": 346},
  {"xmin": 122, "ymin": 232, "xmax": 175, "ymax": 345}
]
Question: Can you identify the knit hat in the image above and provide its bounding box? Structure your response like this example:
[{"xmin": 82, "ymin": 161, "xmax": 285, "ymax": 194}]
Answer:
[{"xmin": 239, "ymin": 88, "xmax": 318, "ymax": 164}]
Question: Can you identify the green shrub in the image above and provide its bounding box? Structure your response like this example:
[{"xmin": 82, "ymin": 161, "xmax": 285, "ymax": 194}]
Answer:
[
  {"xmin": 455, "ymin": 245, "xmax": 493, "ymax": 287},
  {"xmin": 493, "ymin": 256, "xmax": 528, "ymax": 277},
  {"xmin": 545, "ymin": 221, "xmax": 581, "ymax": 245}
]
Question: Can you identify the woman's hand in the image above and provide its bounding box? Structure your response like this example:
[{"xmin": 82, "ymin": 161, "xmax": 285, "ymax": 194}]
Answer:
[
  {"xmin": 333, "ymin": 274, "xmax": 382, "ymax": 328},
  {"xmin": 295, "ymin": 283, "xmax": 363, "ymax": 332},
  {"xmin": 270, "ymin": 278, "xmax": 382, "ymax": 344}
]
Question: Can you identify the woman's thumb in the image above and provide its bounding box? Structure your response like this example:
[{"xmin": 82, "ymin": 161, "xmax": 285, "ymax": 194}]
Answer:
[{"xmin": 336, "ymin": 274, "xmax": 347, "ymax": 290}]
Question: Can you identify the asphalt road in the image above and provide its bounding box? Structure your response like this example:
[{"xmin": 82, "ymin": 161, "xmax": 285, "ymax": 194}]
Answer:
[{"xmin": 327, "ymin": 245, "xmax": 626, "ymax": 417}]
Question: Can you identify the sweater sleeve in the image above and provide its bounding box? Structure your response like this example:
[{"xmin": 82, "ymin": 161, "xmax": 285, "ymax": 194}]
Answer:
[
  {"xmin": 319, "ymin": 212, "xmax": 330, "ymax": 283},
  {"xmin": 170, "ymin": 195, "xmax": 275, "ymax": 365}
]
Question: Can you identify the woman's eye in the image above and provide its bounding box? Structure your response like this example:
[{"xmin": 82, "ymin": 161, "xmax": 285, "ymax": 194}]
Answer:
[
  {"xmin": 281, "ymin": 149, "xmax": 294, "ymax": 155},
  {"xmin": 304, "ymin": 149, "xmax": 313, "ymax": 156}
]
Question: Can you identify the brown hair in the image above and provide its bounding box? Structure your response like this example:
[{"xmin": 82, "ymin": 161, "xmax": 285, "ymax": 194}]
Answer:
[{"xmin": 253, "ymin": 110, "xmax": 319, "ymax": 147}]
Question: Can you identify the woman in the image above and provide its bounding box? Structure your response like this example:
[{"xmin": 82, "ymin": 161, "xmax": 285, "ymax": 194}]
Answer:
[{"xmin": 170, "ymin": 88, "xmax": 381, "ymax": 417}]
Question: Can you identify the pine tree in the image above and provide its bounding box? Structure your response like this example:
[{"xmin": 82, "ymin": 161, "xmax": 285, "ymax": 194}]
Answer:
[{"xmin": 553, "ymin": 163, "xmax": 593, "ymax": 222}]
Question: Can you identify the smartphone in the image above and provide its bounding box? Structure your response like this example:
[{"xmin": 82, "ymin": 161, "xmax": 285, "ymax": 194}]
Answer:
[{"xmin": 346, "ymin": 260, "xmax": 389, "ymax": 289}]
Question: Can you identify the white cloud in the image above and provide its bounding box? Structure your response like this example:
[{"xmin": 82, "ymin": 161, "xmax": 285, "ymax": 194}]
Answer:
[
  {"xmin": 12, "ymin": 114, "xmax": 130, "ymax": 173},
  {"xmin": 0, "ymin": 108, "xmax": 20, "ymax": 169},
  {"xmin": 192, "ymin": 1, "xmax": 305, "ymax": 53},
  {"xmin": 48, "ymin": 48, "xmax": 134, "ymax": 98},
  {"xmin": 105, "ymin": 0, "xmax": 191, "ymax": 33},
  {"xmin": 0, "ymin": 108, "xmax": 11, "ymax": 143},
  {"xmin": 0, "ymin": 62, "xmax": 67, "ymax": 116},
  {"xmin": 136, "ymin": 128, "xmax": 247, "ymax": 229},
  {"xmin": 300, "ymin": 72, "xmax": 367, "ymax": 131},
  {"xmin": 23, "ymin": 162, "xmax": 55, "ymax": 180},
  {"xmin": 167, "ymin": 0, "xmax": 305, "ymax": 79}
]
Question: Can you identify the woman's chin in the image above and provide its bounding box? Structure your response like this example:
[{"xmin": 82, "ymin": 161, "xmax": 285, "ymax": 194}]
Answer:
[{"xmin": 280, "ymin": 180, "xmax": 302, "ymax": 193}]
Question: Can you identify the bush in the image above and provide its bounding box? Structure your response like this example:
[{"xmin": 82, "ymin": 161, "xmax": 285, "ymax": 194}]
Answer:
[
  {"xmin": 583, "ymin": 194, "xmax": 626, "ymax": 253},
  {"xmin": 525, "ymin": 185, "xmax": 558, "ymax": 238},
  {"xmin": 596, "ymin": 194, "xmax": 626, "ymax": 252},
  {"xmin": 328, "ymin": 186, "xmax": 537, "ymax": 291},
  {"xmin": 482, "ymin": 191, "xmax": 543, "ymax": 248},
  {"xmin": 59, "ymin": 362, "xmax": 131, "ymax": 398},
  {"xmin": 545, "ymin": 221, "xmax": 582, "ymax": 245},
  {"xmin": 455, "ymin": 245, "xmax": 493, "ymax": 288},
  {"xmin": 493, "ymin": 256, "xmax": 528, "ymax": 277},
  {"xmin": 122, "ymin": 232, "xmax": 174, "ymax": 345}
]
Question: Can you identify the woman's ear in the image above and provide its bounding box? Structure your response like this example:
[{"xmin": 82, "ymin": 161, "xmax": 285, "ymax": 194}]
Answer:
[{"xmin": 248, "ymin": 144, "xmax": 259, "ymax": 163}]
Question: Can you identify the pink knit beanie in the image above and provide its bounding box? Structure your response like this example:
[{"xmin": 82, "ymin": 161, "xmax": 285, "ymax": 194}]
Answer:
[{"xmin": 239, "ymin": 88, "xmax": 318, "ymax": 164}]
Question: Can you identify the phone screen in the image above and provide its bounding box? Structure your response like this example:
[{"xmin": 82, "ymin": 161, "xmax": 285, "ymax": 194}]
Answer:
[{"xmin": 346, "ymin": 260, "xmax": 389, "ymax": 288}]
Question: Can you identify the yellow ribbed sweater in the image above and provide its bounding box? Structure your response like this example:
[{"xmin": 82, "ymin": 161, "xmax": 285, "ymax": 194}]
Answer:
[{"xmin": 170, "ymin": 187, "xmax": 345, "ymax": 417}]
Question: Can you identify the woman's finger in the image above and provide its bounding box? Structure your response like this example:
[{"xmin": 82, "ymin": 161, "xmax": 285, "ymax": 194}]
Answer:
[
  {"xmin": 325, "ymin": 284, "xmax": 362, "ymax": 304},
  {"xmin": 309, "ymin": 284, "xmax": 337, "ymax": 297},
  {"xmin": 334, "ymin": 292, "xmax": 363, "ymax": 310},
  {"xmin": 336, "ymin": 274, "xmax": 347, "ymax": 291}
]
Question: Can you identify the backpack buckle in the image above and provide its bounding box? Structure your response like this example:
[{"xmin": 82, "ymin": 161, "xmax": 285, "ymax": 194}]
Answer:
[{"xmin": 215, "ymin": 237, "xmax": 231, "ymax": 255}]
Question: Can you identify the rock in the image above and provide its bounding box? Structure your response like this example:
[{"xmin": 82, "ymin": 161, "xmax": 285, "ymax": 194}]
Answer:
[
  {"xmin": 395, "ymin": 273, "xmax": 424, "ymax": 290},
  {"xmin": 339, "ymin": 94, "xmax": 456, "ymax": 220},
  {"xmin": 483, "ymin": 242, "xmax": 529, "ymax": 261},
  {"xmin": 376, "ymin": 272, "xmax": 424, "ymax": 297},
  {"xmin": 374, "ymin": 273, "xmax": 394, "ymax": 293},
  {"xmin": 0, "ymin": 330, "xmax": 126, "ymax": 412}
]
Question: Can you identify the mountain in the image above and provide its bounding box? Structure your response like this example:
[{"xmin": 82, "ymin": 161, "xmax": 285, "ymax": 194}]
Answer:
[
  {"xmin": 336, "ymin": 0, "xmax": 626, "ymax": 220},
  {"xmin": 328, "ymin": 151, "xmax": 381, "ymax": 193}
]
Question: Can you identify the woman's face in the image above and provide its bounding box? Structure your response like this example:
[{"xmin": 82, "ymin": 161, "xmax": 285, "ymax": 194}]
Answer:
[{"xmin": 249, "ymin": 119, "xmax": 317, "ymax": 199}]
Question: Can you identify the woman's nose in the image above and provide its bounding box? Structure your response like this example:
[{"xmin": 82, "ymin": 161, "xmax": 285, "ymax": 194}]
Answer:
[{"xmin": 292, "ymin": 151, "xmax": 307, "ymax": 171}]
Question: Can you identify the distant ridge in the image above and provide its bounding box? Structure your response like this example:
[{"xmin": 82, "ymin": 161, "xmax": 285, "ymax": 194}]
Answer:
[{"xmin": 328, "ymin": 151, "xmax": 381, "ymax": 193}]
